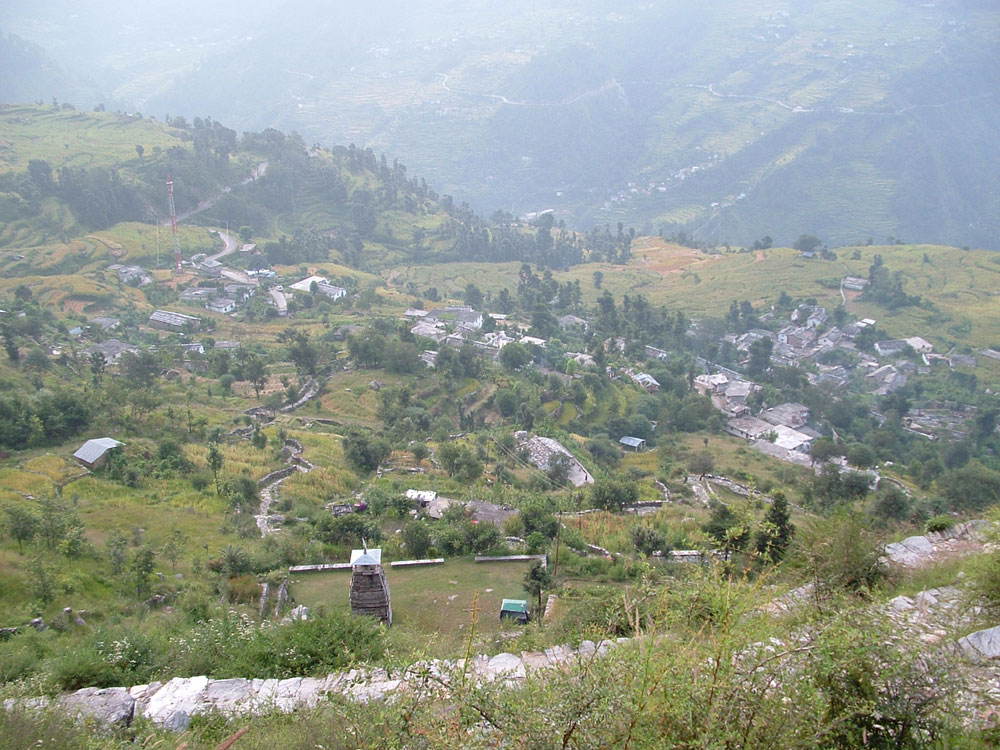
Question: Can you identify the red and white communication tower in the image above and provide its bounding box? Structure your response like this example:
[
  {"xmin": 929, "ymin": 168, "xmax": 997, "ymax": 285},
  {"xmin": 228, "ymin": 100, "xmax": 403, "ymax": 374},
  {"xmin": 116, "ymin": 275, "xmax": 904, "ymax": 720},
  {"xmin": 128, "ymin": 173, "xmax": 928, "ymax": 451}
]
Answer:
[{"xmin": 166, "ymin": 175, "xmax": 183, "ymax": 273}]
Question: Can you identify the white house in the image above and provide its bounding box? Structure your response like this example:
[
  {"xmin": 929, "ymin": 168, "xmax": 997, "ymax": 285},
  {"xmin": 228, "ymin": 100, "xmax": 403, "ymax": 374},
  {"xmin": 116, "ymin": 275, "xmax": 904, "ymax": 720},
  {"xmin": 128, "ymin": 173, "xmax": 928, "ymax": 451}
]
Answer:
[{"xmin": 205, "ymin": 297, "xmax": 237, "ymax": 314}]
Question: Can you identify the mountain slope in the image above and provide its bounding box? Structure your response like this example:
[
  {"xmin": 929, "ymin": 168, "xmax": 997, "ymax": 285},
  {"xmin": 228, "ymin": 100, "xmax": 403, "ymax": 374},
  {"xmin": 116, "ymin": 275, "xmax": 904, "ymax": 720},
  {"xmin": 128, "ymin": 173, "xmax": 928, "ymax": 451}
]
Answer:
[{"xmin": 38, "ymin": 0, "xmax": 992, "ymax": 250}]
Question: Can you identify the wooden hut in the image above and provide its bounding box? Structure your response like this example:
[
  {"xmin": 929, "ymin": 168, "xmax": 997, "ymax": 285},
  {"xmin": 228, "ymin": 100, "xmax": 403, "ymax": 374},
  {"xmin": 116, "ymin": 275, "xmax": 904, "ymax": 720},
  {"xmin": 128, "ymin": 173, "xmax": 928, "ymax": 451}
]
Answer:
[{"xmin": 349, "ymin": 546, "xmax": 392, "ymax": 625}]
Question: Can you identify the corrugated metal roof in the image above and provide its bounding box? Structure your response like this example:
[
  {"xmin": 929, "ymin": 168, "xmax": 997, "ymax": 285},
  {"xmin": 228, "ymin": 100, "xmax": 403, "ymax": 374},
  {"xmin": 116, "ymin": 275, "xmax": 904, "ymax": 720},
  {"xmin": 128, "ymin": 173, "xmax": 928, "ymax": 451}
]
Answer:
[
  {"xmin": 619, "ymin": 436, "xmax": 645, "ymax": 448},
  {"xmin": 149, "ymin": 310, "xmax": 199, "ymax": 327},
  {"xmin": 72, "ymin": 438, "xmax": 123, "ymax": 464},
  {"xmin": 350, "ymin": 548, "xmax": 382, "ymax": 566},
  {"xmin": 501, "ymin": 599, "xmax": 528, "ymax": 613}
]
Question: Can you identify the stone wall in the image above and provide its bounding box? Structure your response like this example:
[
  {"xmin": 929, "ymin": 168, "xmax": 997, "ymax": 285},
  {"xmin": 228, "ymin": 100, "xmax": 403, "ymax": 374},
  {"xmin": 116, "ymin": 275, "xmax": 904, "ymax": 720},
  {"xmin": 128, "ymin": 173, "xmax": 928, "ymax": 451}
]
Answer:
[{"xmin": 18, "ymin": 638, "xmax": 629, "ymax": 731}]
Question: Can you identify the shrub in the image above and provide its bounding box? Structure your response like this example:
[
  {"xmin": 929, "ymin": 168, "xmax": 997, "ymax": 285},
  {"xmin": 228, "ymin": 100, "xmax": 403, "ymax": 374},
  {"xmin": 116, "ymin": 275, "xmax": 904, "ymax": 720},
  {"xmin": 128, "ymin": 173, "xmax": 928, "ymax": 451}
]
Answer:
[
  {"xmin": 226, "ymin": 575, "xmax": 262, "ymax": 605},
  {"xmin": 525, "ymin": 531, "xmax": 547, "ymax": 554},
  {"xmin": 924, "ymin": 515, "xmax": 954, "ymax": 534},
  {"xmin": 792, "ymin": 511, "xmax": 888, "ymax": 605}
]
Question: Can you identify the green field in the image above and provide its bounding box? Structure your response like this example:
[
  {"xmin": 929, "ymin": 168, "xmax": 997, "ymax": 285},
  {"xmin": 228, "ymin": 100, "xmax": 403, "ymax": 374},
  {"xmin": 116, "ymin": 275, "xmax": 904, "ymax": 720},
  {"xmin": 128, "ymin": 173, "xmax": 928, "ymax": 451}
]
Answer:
[
  {"xmin": 290, "ymin": 557, "xmax": 533, "ymax": 655},
  {"xmin": 390, "ymin": 238, "xmax": 1000, "ymax": 352}
]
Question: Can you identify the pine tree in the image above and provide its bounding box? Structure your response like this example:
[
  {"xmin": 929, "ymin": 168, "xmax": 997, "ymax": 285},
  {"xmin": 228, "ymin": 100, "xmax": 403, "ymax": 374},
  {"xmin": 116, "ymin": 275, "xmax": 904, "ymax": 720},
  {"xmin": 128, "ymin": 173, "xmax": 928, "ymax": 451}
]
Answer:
[{"xmin": 755, "ymin": 491, "xmax": 794, "ymax": 562}]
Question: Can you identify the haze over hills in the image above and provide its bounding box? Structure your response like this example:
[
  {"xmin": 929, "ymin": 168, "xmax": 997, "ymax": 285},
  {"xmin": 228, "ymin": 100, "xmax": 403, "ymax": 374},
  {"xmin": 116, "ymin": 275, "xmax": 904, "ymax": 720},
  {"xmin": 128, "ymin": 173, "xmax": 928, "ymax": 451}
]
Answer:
[{"xmin": 1, "ymin": 0, "xmax": 998, "ymax": 250}]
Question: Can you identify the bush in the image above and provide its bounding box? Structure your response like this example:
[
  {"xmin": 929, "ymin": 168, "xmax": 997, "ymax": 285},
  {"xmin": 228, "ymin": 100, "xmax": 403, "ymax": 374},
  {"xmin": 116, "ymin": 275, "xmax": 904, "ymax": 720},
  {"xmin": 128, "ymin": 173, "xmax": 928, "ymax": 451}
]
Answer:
[
  {"xmin": 526, "ymin": 531, "xmax": 547, "ymax": 554},
  {"xmin": 792, "ymin": 510, "xmax": 888, "ymax": 605},
  {"xmin": 190, "ymin": 473, "xmax": 211, "ymax": 492},
  {"xmin": 226, "ymin": 575, "xmax": 262, "ymax": 605},
  {"xmin": 924, "ymin": 515, "xmax": 954, "ymax": 534}
]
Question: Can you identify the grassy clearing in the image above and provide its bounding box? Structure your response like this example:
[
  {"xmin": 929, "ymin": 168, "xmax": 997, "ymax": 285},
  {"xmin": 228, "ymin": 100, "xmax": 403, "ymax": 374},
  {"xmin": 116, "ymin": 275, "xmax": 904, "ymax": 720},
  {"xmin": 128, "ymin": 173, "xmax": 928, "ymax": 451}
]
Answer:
[
  {"xmin": 290, "ymin": 557, "xmax": 532, "ymax": 656},
  {"xmin": 0, "ymin": 469, "xmax": 56, "ymax": 497}
]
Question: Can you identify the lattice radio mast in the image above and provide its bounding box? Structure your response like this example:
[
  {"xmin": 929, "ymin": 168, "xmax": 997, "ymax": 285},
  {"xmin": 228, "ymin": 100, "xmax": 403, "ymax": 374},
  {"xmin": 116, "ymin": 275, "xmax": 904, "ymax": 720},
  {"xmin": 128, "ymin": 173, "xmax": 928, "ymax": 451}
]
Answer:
[{"xmin": 166, "ymin": 175, "xmax": 182, "ymax": 273}]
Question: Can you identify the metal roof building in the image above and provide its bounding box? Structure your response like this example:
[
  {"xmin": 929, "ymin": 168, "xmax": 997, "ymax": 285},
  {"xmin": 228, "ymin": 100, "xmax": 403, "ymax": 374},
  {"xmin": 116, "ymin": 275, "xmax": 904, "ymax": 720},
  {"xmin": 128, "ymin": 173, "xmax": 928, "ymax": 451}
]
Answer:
[
  {"xmin": 619, "ymin": 436, "xmax": 647, "ymax": 451},
  {"xmin": 72, "ymin": 438, "xmax": 123, "ymax": 469},
  {"xmin": 500, "ymin": 599, "xmax": 529, "ymax": 624},
  {"xmin": 149, "ymin": 309, "xmax": 201, "ymax": 331}
]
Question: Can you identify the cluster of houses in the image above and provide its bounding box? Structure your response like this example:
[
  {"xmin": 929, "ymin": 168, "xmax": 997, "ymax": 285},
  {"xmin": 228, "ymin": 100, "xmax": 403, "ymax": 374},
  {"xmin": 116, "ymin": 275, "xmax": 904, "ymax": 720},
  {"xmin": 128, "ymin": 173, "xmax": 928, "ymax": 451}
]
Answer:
[
  {"xmin": 177, "ymin": 264, "xmax": 348, "ymax": 319},
  {"xmin": 692, "ymin": 368, "xmax": 819, "ymax": 465}
]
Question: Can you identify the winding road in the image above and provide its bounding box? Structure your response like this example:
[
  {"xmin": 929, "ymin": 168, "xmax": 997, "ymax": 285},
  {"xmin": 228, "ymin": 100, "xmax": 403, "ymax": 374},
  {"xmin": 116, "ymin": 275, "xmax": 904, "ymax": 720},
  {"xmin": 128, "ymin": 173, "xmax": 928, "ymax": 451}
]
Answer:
[{"xmin": 160, "ymin": 161, "xmax": 268, "ymax": 227}]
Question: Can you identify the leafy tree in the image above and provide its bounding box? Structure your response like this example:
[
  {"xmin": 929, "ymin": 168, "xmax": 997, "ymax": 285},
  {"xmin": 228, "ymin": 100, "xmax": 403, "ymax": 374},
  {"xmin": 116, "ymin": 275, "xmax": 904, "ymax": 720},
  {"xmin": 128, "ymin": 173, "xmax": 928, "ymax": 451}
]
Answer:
[
  {"xmin": 547, "ymin": 453, "xmax": 572, "ymax": 486},
  {"xmin": 499, "ymin": 342, "xmax": 532, "ymax": 371},
  {"xmin": 1, "ymin": 321, "xmax": 19, "ymax": 362},
  {"xmin": 940, "ymin": 461, "xmax": 1000, "ymax": 511},
  {"xmin": 809, "ymin": 438, "xmax": 840, "ymax": 463},
  {"xmin": 27, "ymin": 550, "xmax": 57, "ymax": 604},
  {"xmin": 845, "ymin": 443, "xmax": 876, "ymax": 469},
  {"xmin": 746, "ymin": 337, "xmax": 773, "ymax": 378},
  {"xmin": 438, "ymin": 442, "xmax": 482, "ymax": 483},
  {"xmin": 590, "ymin": 477, "xmax": 638, "ymax": 511},
  {"xmin": 495, "ymin": 389, "xmax": 518, "ymax": 418},
  {"xmin": 342, "ymin": 431, "xmax": 391, "ymax": 474},
  {"xmin": 3, "ymin": 502, "xmax": 39, "ymax": 552},
  {"xmin": 402, "ymin": 522, "xmax": 432, "ymax": 558},
  {"xmin": 702, "ymin": 502, "xmax": 749, "ymax": 559},
  {"xmin": 245, "ymin": 356, "xmax": 267, "ymax": 399},
  {"xmin": 36, "ymin": 496, "xmax": 75, "ymax": 550},
  {"xmin": 689, "ymin": 451, "xmax": 714, "ymax": 479},
  {"xmin": 411, "ymin": 443, "xmax": 429, "ymax": 464},
  {"xmin": 207, "ymin": 442, "xmax": 224, "ymax": 494},
  {"xmin": 106, "ymin": 527, "xmax": 128, "ymax": 576},
  {"xmin": 24, "ymin": 348, "xmax": 50, "ymax": 372},
  {"xmin": 225, "ymin": 476, "xmax": 259, "ymax": 513},
  {"xmin": 89, "ymin": 351, "xmax": 106, "ymax": 383},
  {"xmin": 463, "ymin": 283, "xmax": 483, "ymax": 308},
  {"xmin": 521, "ymin": 504, "xmax": 559, "ymax": 539},
  {"xmin": 793, "ymin": 234, "xmax": 822, "ymax": 254},
  {"xmin": 121, "ymin": 350, "xmax": 160, "ymax": 390},
  {"xmin": 523, "ymin": 559, "xmax": 553, "ymax": 616},
  {"xmin": 131, "ymin": 546, "xmax": 156, "ymax": 599},
  {"xmin": 287, "ymin": 332, "xmax": 319, "ymax": 377},
  {"xmin": 868, "ymin": 485, "xmax": 910, "ymax": 525},
  {"xmin": 314, "ymin": 515, "xmax": 382, "ymax": 547}
]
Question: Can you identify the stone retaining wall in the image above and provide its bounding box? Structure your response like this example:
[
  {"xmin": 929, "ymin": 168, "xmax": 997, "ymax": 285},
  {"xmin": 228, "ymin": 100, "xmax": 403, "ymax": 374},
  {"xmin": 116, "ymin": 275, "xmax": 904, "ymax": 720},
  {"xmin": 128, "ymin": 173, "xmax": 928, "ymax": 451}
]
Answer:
[
  {"xmin": 16, "ymin": 639, "xmax": 629, "ymax": 731},
  {"xmin": 257, "ymin": 466, "xmax": 296, "ymax": 488},
  {"xmin": 474, "ymin": 554, "xmax": 547, "ymax": 567},
  {"xmin": 289, "ymin": 563, "xmax": 352, "ymax": 573},
  {"xmin": 389, "ymin": 558, "xmax": 444, "ymax": 567}
]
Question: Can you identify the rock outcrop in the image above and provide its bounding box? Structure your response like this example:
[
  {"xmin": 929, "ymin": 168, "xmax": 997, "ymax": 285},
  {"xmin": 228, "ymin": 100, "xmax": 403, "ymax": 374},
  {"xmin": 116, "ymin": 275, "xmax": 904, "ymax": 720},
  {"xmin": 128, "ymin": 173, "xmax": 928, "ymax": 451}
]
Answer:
[
  {"xmin": 884, "ymin": 521, "xmax": 990, "ymax": 568},
  {"xmin": 959, "ymin": 625, "xmax": 1000, "ymax": 662}
]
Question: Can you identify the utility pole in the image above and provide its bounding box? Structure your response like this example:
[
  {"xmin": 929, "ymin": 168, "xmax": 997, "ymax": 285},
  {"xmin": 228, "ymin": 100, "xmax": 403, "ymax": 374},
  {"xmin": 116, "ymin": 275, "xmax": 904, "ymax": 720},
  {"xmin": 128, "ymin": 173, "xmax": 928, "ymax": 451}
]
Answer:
[
  {"xmin": 553, "ymin": 505, "xmax": 561, "ymax": 576},
  {"xmin": 167, "ymin": 175, "xmax": 182, "ymax": 273}
]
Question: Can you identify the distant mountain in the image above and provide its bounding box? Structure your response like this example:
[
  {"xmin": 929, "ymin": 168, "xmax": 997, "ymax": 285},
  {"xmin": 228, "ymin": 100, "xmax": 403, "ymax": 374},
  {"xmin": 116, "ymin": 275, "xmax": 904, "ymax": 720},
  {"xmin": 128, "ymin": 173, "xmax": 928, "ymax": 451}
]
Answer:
[
  {"xmin": 0, "ymin": 32, "xmax": 106, "ymax": 106},
  {"xmin": 3, "ymin": 0, "xmax": 999, "ymax": 249}
]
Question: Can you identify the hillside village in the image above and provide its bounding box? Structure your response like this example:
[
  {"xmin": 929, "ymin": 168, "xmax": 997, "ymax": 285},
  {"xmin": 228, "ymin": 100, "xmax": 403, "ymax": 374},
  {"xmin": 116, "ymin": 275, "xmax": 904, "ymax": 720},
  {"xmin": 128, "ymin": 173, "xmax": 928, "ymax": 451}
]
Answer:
[
  {"xmin": 3, "ymin": 106, "xmax": 1000, "ymax": 748},
  {"xmin": 24, "ymin": 234, "xmax": 993, "ymax": 481}
]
